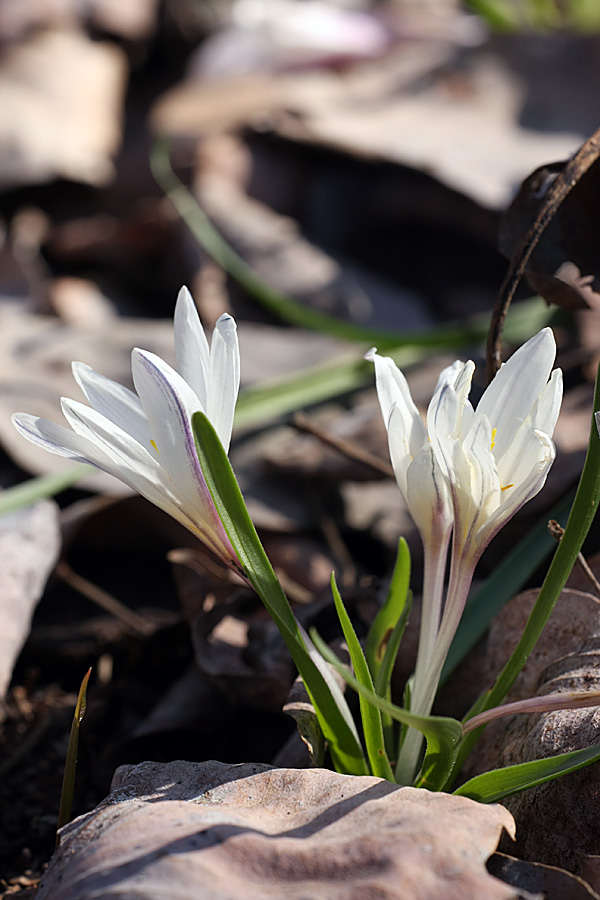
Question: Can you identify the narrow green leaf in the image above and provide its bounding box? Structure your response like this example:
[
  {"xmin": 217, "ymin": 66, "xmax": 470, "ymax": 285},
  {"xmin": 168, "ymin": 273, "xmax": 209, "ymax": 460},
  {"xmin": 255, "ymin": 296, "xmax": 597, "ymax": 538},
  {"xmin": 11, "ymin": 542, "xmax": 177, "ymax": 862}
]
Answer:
[
  {"xmin": 191, "ymin": 411, "xmax": 367, "ymax": 775},
  {"xmin": 57, "ymin": 667, "xmax": 91, "ymax": 843},
  {"xmin": 152, "ymin": 138, "xmax": 552, "ymax": 351},
  {"xmin": 454, "ymin": 743, "xmax": 600, "ymax": 803},
  {"xmin": 366, "ymin": 537, "xmax": 411, "ymax": 680},
  {"xmin": 311, "ymin": 629, "xmax": 462, "ymax": 789},
  {"xmin": 0, "ymin": 465, "xmax": 91, "ymax": 517},
  {"xmin": 330, "ymin": 573, "xmax": 394, "ymax": 781}
]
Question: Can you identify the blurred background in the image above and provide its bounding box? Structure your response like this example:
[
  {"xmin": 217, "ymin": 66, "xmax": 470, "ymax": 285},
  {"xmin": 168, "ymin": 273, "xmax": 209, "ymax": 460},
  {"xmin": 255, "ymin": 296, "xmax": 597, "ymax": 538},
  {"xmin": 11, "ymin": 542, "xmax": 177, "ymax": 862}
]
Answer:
[{"xmin": 2, "ymin": 0, "xmax": 600, "ymax": 891}]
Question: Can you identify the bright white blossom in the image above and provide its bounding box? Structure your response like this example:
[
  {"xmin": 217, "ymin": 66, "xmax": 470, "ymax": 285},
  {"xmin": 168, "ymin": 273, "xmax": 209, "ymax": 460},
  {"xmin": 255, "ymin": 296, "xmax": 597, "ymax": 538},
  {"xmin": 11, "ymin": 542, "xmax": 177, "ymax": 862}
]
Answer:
[
  {"xmin": 12, "ymin": 287, "xmax": 242, "ymax": 572},
  {"xmin": 367, "ymin": 328, "xmax": 562, "ymax": 562},
  {"xmin": 369, "ymin": 328, "xmax": 563, "ymax": 782}
]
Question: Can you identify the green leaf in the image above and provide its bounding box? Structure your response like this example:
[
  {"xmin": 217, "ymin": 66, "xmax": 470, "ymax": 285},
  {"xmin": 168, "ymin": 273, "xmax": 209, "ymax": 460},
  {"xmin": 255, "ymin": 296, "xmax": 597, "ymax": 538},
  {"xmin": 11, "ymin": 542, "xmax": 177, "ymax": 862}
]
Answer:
[
  {"xmin": 330, "ymin": 573, "xmax": 394, "ymax": 781},
  {"xmin": 57, "ymin": 667, "xmax": 91, "ymax": 843},
  {"xmin": 454, "ymin": 743, "xmax": 600, "ymax": 803},
  {"xmin": 366, "ymin": 537, "xmax": 411, "ymax": 681},
  {"xmin": 311, "ymin": 629, "xmax": 462, "ymax": 789},
  {"xmin": 0, "ymin": 465, "xmax": 91, "ymax": 517},
  {"xmin": 191, "ymin": 410, "xmax": 367, "ymax": 775}
]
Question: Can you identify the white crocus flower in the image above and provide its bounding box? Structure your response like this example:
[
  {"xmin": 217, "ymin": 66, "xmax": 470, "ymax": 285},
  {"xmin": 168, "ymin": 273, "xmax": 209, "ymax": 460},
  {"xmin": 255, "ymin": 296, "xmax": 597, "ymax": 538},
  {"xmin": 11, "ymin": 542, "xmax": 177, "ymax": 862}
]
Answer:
[
  {"xmin": 427, "ymin": 327, "xmax": 562, "ymax": 564},
  {"xmin": 368, "ymin": 328, "xmax": 562, "ymax": 783},
  {"xmin": 12, "ymin": 286, "xmax": 242, "ymax": 573}
]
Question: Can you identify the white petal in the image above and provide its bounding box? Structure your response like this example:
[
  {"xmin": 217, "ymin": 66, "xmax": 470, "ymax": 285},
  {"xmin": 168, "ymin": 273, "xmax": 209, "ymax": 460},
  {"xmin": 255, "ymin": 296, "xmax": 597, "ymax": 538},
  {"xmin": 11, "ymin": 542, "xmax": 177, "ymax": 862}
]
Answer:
[
  {"xmin": 529, "ymin": 368, "xmax": 562, "ymax": 436},
  {"xmin": 404, "ymin": 441, "xmax": 452, "ymax": 542},
  {"xmin": 482, "ymin": 429, "xmax": 555, "ymax": 546},
  {"xmin": 460, "ymin": 414, "xmax": 500, "ymax": 540},
  {"xmin": 61, "ymin": 398, "xmax": 160, "ymax": 481},
  {"xmin": 367, "ymin": 349, "xmax": 426, "ymax": 456},
  {"xmin": 427, "ymin": 360, "xmax": 475, "ymax": 481},
  {"xmin": 71, "ymin": 362, "xmax": 152, "ymax": 447},
  {"xmin": 131, "ymin": 350, "xmax": 223, "ymax": 530},
  {"xmin": 206, "ymin": 313, "xmax": 240, "ymax": 452},
  {"xmin": 13, "ymin": 409, "xmax": 177, "ymax": 514},
  {"xmin": 12, "ymin": 412, "xmax": 102, "ymax": 465},
  {"xmin": 476, "ymin": 328, "xmax": 556, "ymax": 459},
  {"xmin": 173, "ymin": 286, "xmax": 210, "ymax": 411}
]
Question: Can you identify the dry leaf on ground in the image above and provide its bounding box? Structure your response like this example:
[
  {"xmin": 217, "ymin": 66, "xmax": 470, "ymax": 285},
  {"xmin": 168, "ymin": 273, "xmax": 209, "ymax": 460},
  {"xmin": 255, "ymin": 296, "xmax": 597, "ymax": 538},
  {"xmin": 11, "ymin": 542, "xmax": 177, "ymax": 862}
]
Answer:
[
  {"xmin": 0, "ymin": 500, "xmax": 61, "ymax": 701},
  {"xmin": 37, "ymin": 760, "xmax": 517, "ymax": 900},
  {"xmin": 0, "ymin": 28, "xmax": 127, "ymax": 188}
]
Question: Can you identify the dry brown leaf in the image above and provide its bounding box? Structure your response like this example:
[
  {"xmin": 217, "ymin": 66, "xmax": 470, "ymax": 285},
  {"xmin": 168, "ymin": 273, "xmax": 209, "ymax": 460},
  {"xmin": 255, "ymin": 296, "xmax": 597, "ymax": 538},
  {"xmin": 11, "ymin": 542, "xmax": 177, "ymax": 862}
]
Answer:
[
  {"xmin": 0, "ymin": 28, "xmax": 127, "ymax": 188},
  {"xmin": 0, "ymin": 500, "xmax": 61, "ymax": 701},
  {"xmin": 37, "ymin": 760, "xmax": 517, "ymax": 900}
]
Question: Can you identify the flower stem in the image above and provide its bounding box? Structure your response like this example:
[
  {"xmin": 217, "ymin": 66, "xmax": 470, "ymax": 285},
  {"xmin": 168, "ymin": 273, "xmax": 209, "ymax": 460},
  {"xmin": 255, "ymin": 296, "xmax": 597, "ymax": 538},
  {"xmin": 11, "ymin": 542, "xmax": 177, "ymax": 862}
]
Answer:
[{"xmin": 395, "ymin": 547, "xmax": 474, "ymax": 784}]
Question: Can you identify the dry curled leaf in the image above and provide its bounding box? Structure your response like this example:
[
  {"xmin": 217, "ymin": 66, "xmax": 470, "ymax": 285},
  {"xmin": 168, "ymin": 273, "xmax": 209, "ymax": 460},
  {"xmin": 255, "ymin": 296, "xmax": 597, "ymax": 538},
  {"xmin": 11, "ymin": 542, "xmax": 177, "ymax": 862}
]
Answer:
[{"xmin": 37, "ymin": 760, "xmax": 517, "ymax": 900}]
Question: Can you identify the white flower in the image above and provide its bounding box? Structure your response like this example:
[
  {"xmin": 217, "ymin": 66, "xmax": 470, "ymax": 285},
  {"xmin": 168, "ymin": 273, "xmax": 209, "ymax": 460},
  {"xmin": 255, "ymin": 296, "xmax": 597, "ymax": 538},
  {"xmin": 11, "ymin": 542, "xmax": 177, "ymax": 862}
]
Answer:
[
  {"xmin": 368, "ymin": 328, "xmax": 562, "ymax": 562},
  {"xmin": 12, "ymin": 287, "xmax": 242, "ymax": 572}
]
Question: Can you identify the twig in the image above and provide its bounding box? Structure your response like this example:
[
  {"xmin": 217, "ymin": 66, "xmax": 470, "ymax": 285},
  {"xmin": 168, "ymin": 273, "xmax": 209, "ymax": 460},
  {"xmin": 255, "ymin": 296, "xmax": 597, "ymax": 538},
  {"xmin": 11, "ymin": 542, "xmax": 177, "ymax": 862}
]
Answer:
[
  {"xmin": 292, "ymin": 412, "xmax": 394, "ymax": 478},
  {"xmin": 486, "ymin": 126, "xmax": 600, "ymax": 383},
  {"xmin": 56, "ymin": 561, "xmax": 154, "ymax": 636},
  {"xmin": 547, "ymin": 519, "xmax": 600, "ymax": 603}
]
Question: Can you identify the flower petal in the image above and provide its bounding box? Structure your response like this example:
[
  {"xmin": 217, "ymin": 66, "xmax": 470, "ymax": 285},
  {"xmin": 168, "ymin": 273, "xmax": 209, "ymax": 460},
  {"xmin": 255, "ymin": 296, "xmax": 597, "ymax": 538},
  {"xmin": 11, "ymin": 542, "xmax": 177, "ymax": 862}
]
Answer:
[
  {"xmin": 366, "ymin": 349, "xmax": 426, "ymax": 456},
  {"xmin": 131, "ymin": 350, "xmax": 234, "ymax": 544},
  {"xmin": 173, "ymin": 285, "xmax": 210, "ymax": 411},
  {"xmin": 476, "ymin": 327, "xmax": 556, "ymax": 459},
  {"xmin": 71, "ymin": 362, "xmax": 152, "ymax": 447},
  {"xmin": 206, "ymin": 313, "xmax": 240, "ymax": 452}
]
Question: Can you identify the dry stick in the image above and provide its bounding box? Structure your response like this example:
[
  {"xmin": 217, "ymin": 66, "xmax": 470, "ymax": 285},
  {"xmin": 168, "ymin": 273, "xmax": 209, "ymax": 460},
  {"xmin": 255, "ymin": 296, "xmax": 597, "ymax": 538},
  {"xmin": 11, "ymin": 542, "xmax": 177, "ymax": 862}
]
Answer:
[
  {"xmin": 292, "ymin": 412, "xmax": 394, "ymax": 478},
  {"xmin": 57, "ymin": 561, "xmax": 154, "ymax": 636},
  {"xmin": 547, "ymin": 519, "xmax": 600, "ymax": 604},
  {"xmin": 486, "ymin": 126, "xmax": 600, "ymax": 383}
]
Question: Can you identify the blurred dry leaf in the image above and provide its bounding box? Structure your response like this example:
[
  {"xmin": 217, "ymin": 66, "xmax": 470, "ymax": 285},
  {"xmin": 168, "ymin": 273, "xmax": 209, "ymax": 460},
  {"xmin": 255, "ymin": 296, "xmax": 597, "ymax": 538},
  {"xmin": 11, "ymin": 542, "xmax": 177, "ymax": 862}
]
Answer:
[
  {"xmin": 37, "ymin": 760, "xmax": 517, "ymax": 900},
  {"xmin": 0, "ymin": 306, "xmax": 173, "ymax": 491},
  {"xmin": 153, "ymin": 44, "xmax": 584, "ymax": 209},
  {"xmin": 0, "ymin": 0, "xmax": 158, "ymax": 41},
  {"xmin": 0, "ymin": 28, "xmax": 127, "ymax": 188},
  {"xmin": 0, "ymin": 500, "xmax": 61, "ymax": 701}
]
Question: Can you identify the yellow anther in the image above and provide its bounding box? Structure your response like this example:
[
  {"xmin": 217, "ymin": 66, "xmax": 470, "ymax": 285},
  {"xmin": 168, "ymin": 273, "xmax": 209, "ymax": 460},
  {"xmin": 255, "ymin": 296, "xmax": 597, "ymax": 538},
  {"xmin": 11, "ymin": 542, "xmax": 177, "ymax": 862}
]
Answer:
[
  {"xmin": 490, "ymin": 427, "xmax": 497, "ymax": 451},
  {"xmin": 500, "ymin": 483, "xmax": 514, "ymax": 492},
  {"xmin": 150, "ymin": 439, "xmax": 159, "ymax": 454}
]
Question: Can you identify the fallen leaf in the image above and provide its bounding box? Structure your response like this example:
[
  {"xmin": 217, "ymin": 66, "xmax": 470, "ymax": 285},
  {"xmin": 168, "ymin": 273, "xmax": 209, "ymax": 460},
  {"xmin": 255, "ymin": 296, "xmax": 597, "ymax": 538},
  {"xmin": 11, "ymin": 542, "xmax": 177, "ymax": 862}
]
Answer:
[
  {"xmin": 37, "ymin": 760, "xmax": 517, "ymax": 900},
  {"xmin": 0, "ymin": 500, "xmax": 61, "ymax": 701},
  {"xmin": 0, "ymin": 28, "xmax": 127, "ymax": 188}
]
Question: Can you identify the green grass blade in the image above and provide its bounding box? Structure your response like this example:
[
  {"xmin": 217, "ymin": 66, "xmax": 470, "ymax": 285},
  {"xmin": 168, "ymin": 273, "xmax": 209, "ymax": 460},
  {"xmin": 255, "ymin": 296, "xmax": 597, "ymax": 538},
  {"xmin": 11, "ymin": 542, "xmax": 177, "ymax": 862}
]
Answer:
[
  {"xmin": 311, "ymin": 629, "xmax": 462, "ymax": 788},
  {"xmin": 152, "ymin": 138, "xmax": 552, "ymax": 351},
  {"xmin": 57, "ymin": 667, "xmax": 91, "ymax": 844},
  {"xmin": 454, "ymin": 743, "xmax": 600, "ymax": 803},
  {"xmin": 330, "ymin": 573, "xmax": 394, "ymax": 780},
  {"xmin": 191, "ymin": 411, "xmax": 367, "ymax": 775},
  {"xmin": 366, "ymin": 537, "xmax": 411, "ymax": 680},
  {"xmin": 0, "ymin": 465, "xmax": 92, "ymax": 517}
]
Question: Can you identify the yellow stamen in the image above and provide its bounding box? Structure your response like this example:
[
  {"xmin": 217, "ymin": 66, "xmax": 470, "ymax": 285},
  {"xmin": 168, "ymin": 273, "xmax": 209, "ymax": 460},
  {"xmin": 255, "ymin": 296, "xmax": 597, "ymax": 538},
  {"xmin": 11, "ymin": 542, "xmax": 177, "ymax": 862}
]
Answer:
[
  {"xmin": 490, "ymin": 427, "xmax": 497, "ymax": 451},
  {"xmin": 500, "ymin": 483, "xmax": 514, "ymax": 492},
  {"xmin": 150, "ymin": 439, "xmax": 159, "ymax": 454}
]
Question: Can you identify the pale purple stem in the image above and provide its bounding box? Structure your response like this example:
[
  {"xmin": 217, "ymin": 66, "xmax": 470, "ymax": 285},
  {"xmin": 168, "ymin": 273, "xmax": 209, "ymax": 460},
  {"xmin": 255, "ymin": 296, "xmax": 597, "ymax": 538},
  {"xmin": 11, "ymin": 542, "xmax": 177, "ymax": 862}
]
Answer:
[{"xmin": 463, "ymin": 690, "xmax": 600, "ymax": 735}]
